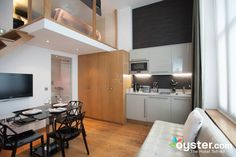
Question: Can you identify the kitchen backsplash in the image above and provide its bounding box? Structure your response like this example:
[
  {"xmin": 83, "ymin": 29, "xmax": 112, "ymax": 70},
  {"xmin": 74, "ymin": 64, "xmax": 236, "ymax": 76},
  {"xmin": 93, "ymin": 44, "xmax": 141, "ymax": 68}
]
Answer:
[{"xmin": 133, "ymin": 75, "xmax": 192, "ymax": 89}]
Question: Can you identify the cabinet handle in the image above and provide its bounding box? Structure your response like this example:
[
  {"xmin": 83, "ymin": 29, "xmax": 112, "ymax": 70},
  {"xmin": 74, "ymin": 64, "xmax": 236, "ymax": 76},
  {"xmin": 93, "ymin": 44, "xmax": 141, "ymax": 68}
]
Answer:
[
  {"xmin": 149, "ymin": 97, "xmax": 168, "ymax": 99},
  {"xmin": 151, "ymin": 71, "xmax": 170, "ymax": 73},
  {"xmin": 131, "ymin": 58, "xmax": 147, "ymax": 61},
  {"xmin": 174, "ymin": 98, "xmax": 189, "ymax": 100},
  {"xmin": 144, "ymin": 99, "xmax": 146, "ymax": 118}
]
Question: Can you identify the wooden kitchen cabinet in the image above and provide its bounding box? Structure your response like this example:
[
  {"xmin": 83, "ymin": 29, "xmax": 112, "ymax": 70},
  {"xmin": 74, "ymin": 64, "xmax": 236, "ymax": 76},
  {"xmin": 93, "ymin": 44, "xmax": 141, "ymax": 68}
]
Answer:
[
  {"xmin": 78, "ymin": 51, "xmax": 131, "ymax": 124},
  {"xmin": 78, "ymin": 54, "xmax": 101, "ymax": 119}
]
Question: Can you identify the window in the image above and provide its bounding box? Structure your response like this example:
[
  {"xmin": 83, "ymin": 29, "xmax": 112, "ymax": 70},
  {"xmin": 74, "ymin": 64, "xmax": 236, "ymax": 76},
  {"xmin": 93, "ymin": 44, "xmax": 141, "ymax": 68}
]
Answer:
[{"xmin": 215, "ymin": 0, "xmax": 236, "ymax": 120}]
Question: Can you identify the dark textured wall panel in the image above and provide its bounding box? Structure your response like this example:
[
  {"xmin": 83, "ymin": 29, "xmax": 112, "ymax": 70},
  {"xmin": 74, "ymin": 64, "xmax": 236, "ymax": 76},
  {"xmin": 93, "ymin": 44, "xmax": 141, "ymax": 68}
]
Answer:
[
  {"xmin": 133, "ymin": 75, "xmax": 192, "ymax": 89},
  {"xmin": 133, "ymin": 0, "xmax": 193, "ymax": 49}
]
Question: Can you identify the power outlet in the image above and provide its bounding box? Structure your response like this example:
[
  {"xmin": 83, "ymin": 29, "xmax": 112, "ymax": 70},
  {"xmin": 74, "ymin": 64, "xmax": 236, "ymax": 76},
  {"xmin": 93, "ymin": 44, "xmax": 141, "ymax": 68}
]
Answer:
[{"xmin": 44, "ymin": 87, "xmax": 48, "ymax": 91}]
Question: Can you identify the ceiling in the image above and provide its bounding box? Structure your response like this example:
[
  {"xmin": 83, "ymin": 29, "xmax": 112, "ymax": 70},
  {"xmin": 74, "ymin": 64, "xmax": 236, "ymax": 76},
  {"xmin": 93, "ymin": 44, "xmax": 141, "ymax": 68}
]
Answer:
[
  {"xmin": 21, "ymin": 19, "xmax": 115, "ymax": 55},
  {"xmin": 27, "ymin": 29, "xmax": 105, "ymax": 55}
]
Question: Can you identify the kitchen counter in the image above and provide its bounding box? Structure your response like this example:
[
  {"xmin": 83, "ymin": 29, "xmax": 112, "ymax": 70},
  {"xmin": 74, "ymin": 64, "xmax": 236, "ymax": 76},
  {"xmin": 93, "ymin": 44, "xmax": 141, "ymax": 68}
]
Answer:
[{"xmin": 126, "ymin": 91, "xmax": 192, "ymax": 98}]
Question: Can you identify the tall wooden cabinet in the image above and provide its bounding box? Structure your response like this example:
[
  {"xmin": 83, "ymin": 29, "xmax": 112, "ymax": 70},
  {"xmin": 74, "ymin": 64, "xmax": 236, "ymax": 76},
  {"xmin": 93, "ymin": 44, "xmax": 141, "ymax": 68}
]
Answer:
[{"xmin": 78, "ymin": 50, "xmax": 131, "ymax": 124}]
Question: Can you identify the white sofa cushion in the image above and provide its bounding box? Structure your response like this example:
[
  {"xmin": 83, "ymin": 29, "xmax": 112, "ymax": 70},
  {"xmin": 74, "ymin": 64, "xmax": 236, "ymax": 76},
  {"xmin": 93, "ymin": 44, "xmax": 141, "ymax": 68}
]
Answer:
[
  {"xmin": 138, "ymin": 108, "xmax": 236, "ymax": 157},
  {"xmin": 195, "ymin": 108, "xmax": 236, "ymax": 157},
  {"xmin": 137, "ymin": 121, "xmax": 198, "ymax": 157},
  {"xmin": 183, "ymin": 109, "xmax": 203, "ymax": 143}
]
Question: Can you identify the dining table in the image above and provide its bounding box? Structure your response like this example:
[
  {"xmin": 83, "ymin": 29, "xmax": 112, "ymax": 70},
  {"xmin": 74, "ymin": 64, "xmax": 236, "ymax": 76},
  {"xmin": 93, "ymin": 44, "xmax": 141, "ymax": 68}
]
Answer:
[{"xmin": 8, "ymin": 103, "xmax": 77, "ymax": 156}]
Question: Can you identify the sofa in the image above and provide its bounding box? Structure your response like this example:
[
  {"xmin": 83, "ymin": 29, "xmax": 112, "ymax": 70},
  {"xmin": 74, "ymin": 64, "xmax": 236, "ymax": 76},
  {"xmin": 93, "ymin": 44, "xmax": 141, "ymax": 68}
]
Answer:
[{"xmin": 137, "ymin": 108, "xmax": 236, "ymax": 157}]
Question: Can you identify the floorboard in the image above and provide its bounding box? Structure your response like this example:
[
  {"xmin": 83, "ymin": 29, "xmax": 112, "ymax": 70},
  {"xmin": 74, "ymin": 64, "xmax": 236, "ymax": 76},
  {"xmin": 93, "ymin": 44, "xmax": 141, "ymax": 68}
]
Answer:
[{"xmin": 0, "ymin": 118, "xmax": 151, "ymax": 157}]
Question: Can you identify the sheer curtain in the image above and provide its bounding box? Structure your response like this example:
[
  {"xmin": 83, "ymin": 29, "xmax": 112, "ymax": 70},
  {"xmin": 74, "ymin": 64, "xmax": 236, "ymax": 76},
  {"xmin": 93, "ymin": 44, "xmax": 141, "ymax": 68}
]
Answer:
[{"xmin": 215, "ymin": 0, "xmax": 236, "ymax": 120}]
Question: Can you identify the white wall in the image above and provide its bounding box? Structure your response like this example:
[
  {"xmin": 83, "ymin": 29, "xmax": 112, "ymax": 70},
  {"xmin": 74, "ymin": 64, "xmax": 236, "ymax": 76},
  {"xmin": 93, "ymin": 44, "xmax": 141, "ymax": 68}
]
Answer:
[
  {"xmin": 0, "ymin": 0, "xmax": 13, "ymax": 31},
  {"xmin": 0, "ymin": 44, "xmax": 78, "ymax": 119},
  {"xmin": 117, "ymin": 7, "xmax": 133, "ymax": 52},
  {"xmin": 200, "ymin": 0, "xmax": 218, "ymax": 109}
]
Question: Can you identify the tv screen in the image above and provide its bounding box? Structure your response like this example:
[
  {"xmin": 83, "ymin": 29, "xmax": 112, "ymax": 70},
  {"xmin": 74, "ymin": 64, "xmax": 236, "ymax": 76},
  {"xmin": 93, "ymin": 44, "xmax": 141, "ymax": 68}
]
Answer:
[{"xmin": 0, "ymin": 73, "xmax": 33, "ymax": 100}]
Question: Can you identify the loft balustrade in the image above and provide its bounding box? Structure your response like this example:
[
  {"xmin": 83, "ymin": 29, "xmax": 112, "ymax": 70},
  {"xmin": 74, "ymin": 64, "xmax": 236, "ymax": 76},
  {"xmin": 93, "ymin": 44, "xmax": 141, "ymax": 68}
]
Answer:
[{"xmin": 11, "ymin": 0, "xmax": 117, "ymax": 49}]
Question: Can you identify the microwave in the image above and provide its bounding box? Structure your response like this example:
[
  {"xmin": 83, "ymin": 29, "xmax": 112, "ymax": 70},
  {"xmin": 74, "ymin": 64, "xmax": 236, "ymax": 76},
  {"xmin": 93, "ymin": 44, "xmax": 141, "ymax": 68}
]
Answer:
[{"xmin": 130, "ymin": 60, "xmax": 149, "ymax": 74}]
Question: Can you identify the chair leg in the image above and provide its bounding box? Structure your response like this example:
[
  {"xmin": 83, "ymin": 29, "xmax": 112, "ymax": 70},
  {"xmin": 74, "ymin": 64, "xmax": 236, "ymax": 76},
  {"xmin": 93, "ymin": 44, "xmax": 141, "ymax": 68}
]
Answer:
[
  {"xmin": 41, "ymin": 136, "xmax": 45, "ymax": 157},
  {"xmin": 82, "ymin": 131, "xmax": 90, "ymax": 155},
  {"xmin": 30, "ymin": 142, "xmax": 33, "ymax": 155},
  {"xmin": 11, "ymin": 147, "xmax": 17, "ymax": 157},
  {"xmin": 81, "ymin": 122, "xmax": 87, "ymax": 136},
  {"xmin": 60, "ymin": 139, "xmax": 65, "ymax": 157},
  {"xmin": 47, "ymin": 136, "xmax": 50, "ymax": 157},
  {"xmin": 65, "ymin": 141, "xmax": 69, "ymax": 149}
]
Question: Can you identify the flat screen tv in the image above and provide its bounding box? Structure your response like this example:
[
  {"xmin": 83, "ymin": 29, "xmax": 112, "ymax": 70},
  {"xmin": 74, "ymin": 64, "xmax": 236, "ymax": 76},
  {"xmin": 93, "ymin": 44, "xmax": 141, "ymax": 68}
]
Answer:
[{"xmin": 0, "ymin": 73, "xmax": 33, "ymax": 100}]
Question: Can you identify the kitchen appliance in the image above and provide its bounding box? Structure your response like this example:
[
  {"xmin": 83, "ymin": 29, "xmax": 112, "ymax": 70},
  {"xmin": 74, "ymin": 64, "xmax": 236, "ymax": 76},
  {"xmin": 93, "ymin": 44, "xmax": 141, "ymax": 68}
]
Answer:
[
  {"xmin": 130, "ymin": 60, "xmax": 149, "ymax": 74},
  {"xmin": 142, "ymin": 85, "xmax": 151, "ymax": 93}
]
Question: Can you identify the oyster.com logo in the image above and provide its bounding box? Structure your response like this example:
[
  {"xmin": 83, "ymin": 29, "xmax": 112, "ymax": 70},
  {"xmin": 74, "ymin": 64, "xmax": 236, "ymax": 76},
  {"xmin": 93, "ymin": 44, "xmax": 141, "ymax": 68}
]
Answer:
[
  {"xmin": 169, "ymin": 136, "xmax": 233, "ymax": 153},
  {"xmin": 169, "ymin": 136, "xmax": 184, "ymax": 148}
]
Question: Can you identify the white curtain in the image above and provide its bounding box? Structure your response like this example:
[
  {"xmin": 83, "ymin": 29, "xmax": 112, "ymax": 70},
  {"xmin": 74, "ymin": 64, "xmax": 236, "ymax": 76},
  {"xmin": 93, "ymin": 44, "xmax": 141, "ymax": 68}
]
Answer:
[{"xmin": 215, "ymin": 0, "xmax": 236, "ymax": 119}]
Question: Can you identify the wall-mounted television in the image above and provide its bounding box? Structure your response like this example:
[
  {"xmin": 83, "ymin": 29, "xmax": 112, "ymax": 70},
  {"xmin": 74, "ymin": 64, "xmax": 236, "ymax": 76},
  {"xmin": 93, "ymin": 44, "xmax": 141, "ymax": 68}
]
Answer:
[{"xmin": 0, "ymin": 73, "xmax": 33, "ymax": 100}]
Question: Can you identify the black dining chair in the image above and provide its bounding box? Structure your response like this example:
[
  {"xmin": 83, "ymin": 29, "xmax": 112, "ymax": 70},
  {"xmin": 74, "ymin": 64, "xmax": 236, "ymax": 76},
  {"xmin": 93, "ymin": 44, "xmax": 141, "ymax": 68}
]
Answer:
[
  {"xmin": 56, "ymin": 101, "xmax": 86, "ymax": 135},
  {"xmin": 67, "ymin": 101, "xmax": 87, "ymax": 135},
  {"xmin": 0, "ymin": 122, "xmax": 45, "ymax": 157},
  {"xmin": 46, "ymin": 112, "xmax": 89, "ymax": 157}
]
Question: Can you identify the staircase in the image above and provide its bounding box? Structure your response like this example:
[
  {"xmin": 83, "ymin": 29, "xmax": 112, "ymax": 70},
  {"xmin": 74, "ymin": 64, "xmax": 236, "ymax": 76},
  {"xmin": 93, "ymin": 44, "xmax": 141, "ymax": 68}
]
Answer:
[{"xmin": 0, "ymin": 30, "xmax": 33, "ymax": 53}]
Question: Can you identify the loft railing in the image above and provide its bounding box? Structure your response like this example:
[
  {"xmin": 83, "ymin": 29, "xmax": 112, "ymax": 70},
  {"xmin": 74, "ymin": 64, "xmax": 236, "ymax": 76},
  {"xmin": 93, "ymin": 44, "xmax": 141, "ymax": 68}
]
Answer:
[{"xmin": 13, "ymin": 0, "xmax": 117, "ymax": 48}]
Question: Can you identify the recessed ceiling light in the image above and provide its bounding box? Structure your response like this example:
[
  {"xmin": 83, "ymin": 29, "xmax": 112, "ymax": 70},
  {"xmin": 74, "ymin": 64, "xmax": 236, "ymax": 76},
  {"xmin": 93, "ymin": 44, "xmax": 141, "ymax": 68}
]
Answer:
[{"xmin": 46, "ymin": 40, "xmax": 50, "ymax": 43}]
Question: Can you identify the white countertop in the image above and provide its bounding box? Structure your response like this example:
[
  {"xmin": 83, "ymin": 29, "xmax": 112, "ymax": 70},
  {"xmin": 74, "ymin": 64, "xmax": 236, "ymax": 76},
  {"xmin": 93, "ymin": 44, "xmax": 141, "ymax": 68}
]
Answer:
[{"xmin": 126, "ymin": 91, "xmax": 192, "ymax": 98}]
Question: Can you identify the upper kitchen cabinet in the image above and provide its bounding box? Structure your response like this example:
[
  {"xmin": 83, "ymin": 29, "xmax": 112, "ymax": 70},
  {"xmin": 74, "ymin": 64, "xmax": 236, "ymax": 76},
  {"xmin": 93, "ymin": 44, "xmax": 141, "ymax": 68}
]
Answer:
[
  {"xmin": 130, "ymin": 46, "xmax": 172, "ymax": 75},
  {"xmin": 149, "ymin": 46, "xmax": 172, "ymax": 75},
  {"xmin": 172, "ymin": 43, "xmax": 193, "ymax": 73},
  {"xmin": 130, "ymin": 48, "xmax": 151, "ymax": 61}
]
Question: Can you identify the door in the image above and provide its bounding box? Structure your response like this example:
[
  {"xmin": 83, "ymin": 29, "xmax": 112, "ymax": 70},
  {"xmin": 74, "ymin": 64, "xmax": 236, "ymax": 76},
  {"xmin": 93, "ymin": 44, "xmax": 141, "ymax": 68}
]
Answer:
[
  {"xmin": 51, "ymin": 55, "xmax": 72, "ymax": 103},
  {"xmin": 171, "ymin": 97, "xmax": 192, "ymax": 124},
  {"xmin": 78, "ymin": 54, "xmax": 102, "ymax": 118},
  {"xmin": 86, "ymin": 54, "xmax": 101, "ymax": 119},
  {"xmin": 108, "ymin": 52, "xmax": 124, "ymax": 123},
  {"xmin": 126, "ymin": 94, "xmax": 147, "ymax": 121},
  {"xmin": 97, "ymin": 52, "xmax": 110, "ymax": 121},
  {"xmin": 147, "ymin": 96, "xmax": 171, "ymax": 122},
  {"xmin": 78, "ymin": 55, "xmax": 89, "ymax": 113}
]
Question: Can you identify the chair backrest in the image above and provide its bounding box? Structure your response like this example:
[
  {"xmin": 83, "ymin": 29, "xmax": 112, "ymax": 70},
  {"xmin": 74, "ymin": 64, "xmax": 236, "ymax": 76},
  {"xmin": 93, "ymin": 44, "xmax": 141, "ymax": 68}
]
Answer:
[
  {"xmin": 55, "ymin": 112, "xmax": 85, "ymax": 140},
  {"xmin": 67, "ymin": 100, "xmax": 83, "ymax": 115},
  {"xmin": 0, "ymin": 122, "xmax": 17, "ymax": 147},
  {"xmin": 57, "ymin": 112, "xmax": 85, "ymax": 131}
]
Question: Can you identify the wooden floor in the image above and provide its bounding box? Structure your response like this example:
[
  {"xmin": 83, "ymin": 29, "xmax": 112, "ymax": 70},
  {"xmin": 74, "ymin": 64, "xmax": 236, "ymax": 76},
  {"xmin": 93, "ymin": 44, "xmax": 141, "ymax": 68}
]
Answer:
[{"xmin": 0, "ymin": 118, "xmax": 151, "ymax": 157}]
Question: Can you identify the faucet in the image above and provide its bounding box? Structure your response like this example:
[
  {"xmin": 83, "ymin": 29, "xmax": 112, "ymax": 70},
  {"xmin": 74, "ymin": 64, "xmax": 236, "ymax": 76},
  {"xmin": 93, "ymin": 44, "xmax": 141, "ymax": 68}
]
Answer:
[
  {"xmin": 170, "ymin": 79, "xmax": 178, "ymax": 93},
  {"xmin": 152, "ymin": 81, "xmax": 159, "ymax": 93}
]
